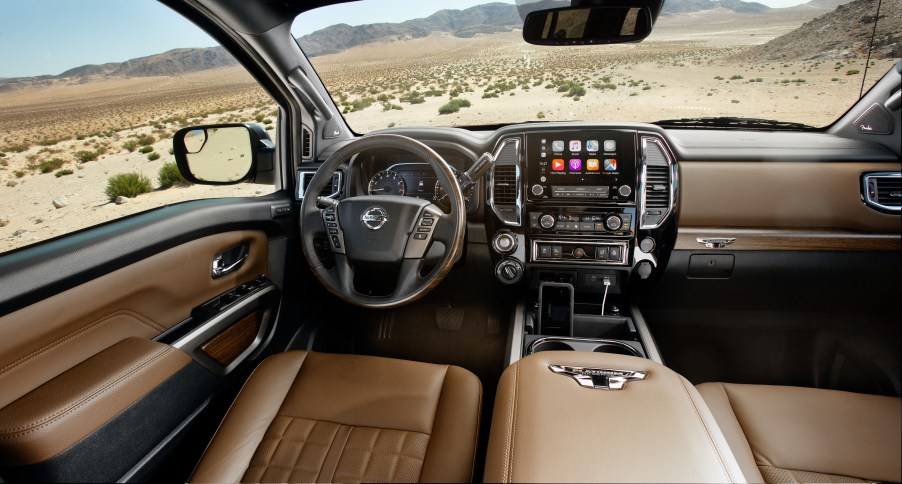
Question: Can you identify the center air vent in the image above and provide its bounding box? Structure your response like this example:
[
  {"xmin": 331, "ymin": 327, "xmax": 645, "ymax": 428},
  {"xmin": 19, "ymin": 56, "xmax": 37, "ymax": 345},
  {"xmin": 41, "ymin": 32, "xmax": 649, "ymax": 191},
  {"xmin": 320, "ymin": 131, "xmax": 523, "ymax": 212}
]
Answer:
[
  {"xmin": 489, "ymin": 137, "xmax": 522, "ymax": 226},
  {"xmin": 493, "ymin": 166, "xmax": 518, "ymax": 204},
  {"xmin": 863, "ymin": 172, "xmax": 901, "ymax": 212},
  {"xmin": 298, "ymin": 171, "xmax": 341, "ymax": 199},
  {"xmin": 640, "ymin": 136, "xmax": 675, "ymax": 229}
]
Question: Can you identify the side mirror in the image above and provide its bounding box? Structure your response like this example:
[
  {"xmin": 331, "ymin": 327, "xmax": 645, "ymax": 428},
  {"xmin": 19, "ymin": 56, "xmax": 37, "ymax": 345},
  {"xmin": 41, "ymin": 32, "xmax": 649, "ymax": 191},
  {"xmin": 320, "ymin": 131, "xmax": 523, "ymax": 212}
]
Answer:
[
  {"xmin": 522, "ymin": 5, "xmax": 653, "ymax": 46},
  {"xmin": 173, "ymin": 124, "xmax": 275, "ymax": 185}
]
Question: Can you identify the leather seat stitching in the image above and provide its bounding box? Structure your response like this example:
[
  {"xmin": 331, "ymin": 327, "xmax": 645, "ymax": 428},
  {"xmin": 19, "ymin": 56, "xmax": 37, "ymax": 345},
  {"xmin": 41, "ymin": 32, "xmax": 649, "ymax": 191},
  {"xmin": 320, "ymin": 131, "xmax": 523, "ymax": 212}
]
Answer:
[
  {"xmin": 505, "ymin": 362, "xmax": 520, "ymax": 483},
  {"xmin": 359, "ymin": 427, "xmax": 381, "ymax": 479},
  {"xmin": 678, "ymin": 376, "xmax": 736, "ymax": 482},
  {"xmin": 341, "ymin": 447, "xmax": 426, "ymax": 461},
  {"xmin": 720, "ymin": 384, "xmax": 773, "ymax": 469},
  {"xmin": 467, "ymin": 380, "xmax": 483, "ymax": 482},
  {"xmin": 257, "ymin": 435, "xmax": 331, "ymax": 446},
  {"xmin": 0, "ymin": 309, "xmax": 163, "ymax": 378},
  {"xmin": 244, "ymin": 462, "xmax": 321, "ymax": 474},
  {"xmin": 0, "ymin": 346, "xmax": 172, "ymax": 436},
  {"xmin": 273, "ymin": 415, "xmax": 429, "ymax": 436}
]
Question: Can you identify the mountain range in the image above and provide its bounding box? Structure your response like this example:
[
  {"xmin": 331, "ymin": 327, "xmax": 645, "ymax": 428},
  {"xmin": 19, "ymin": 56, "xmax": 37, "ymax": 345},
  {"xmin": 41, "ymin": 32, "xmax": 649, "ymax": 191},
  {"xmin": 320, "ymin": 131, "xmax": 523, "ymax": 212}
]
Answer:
[{"xmin": 0, "ymin": 0, "xmax": 866, "ymax": 89}]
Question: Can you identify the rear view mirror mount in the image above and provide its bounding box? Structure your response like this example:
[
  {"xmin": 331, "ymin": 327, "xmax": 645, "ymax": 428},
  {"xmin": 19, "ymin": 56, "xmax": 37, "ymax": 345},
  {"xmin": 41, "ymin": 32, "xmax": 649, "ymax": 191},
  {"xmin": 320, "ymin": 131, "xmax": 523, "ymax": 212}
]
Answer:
[{"xmin": 173, "ymin": 123, "xmax": 275, "ymax": 185}]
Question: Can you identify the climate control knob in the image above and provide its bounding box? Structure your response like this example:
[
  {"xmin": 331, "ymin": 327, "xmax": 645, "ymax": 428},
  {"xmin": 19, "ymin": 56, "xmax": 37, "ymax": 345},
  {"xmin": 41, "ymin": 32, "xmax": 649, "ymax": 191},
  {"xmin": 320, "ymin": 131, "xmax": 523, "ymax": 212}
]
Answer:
[
  {"xmin": 618, "ymin": 185, "xmax": 632, "ymax": 197},
  {"xmin": 539, "ymin": 214, "xmax": 556, "ymax": 229},
  {"xmin": 495, "ymin": 258, "xmax": 524, "ymax": 285},
  {"xmin": 605, "ymin": 215, "xmax": 623, "ymax": 231},
  {"xmin": 531, "ymin": 184, "xmax": 544, "ymax": 196}
]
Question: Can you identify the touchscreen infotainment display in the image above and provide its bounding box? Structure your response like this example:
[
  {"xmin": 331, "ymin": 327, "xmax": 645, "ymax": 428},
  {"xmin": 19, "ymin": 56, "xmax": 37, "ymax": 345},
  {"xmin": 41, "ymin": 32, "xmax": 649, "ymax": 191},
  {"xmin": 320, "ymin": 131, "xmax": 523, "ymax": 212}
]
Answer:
[{"xmin": 525, "ymin": 130, "xmax": 637, "ymax": 201}]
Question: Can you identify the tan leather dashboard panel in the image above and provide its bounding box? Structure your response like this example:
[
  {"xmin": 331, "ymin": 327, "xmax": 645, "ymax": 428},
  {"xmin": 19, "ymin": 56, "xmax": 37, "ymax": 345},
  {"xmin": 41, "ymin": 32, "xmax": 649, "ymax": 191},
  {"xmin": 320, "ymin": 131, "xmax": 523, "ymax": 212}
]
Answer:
[
  {"xmin": 679, "ymin": 162, "xmax": 900, "ymax": 233},
  {"xmin": 0, "ymin": 230, "xmax": 267, "ymax": 408}
]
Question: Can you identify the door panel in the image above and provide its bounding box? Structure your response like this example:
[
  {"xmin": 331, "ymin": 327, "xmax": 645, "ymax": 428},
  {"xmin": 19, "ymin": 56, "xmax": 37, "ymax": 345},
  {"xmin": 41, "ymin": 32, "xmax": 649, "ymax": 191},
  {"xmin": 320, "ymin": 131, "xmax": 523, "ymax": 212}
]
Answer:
[{"xmin": 0, "ymin": 230, "xmax": 267, "ymax": 408}]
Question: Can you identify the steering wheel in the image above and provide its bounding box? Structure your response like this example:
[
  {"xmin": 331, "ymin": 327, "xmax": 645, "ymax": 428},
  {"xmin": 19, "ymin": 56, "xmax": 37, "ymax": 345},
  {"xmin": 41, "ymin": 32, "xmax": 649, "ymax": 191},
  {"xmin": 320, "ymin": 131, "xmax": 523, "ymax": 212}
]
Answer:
[{"xmin": 300, "ymin": 134, "xmax": 467, "ymax": 309}]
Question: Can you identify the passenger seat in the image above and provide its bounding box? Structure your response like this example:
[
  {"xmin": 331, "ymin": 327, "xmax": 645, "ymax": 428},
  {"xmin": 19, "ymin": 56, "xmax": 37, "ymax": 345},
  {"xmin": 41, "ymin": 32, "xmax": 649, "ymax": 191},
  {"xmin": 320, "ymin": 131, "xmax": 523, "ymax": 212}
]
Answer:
[{"xmin": 697, "ymin": 383, "xmax": 901, "ymax": 483}]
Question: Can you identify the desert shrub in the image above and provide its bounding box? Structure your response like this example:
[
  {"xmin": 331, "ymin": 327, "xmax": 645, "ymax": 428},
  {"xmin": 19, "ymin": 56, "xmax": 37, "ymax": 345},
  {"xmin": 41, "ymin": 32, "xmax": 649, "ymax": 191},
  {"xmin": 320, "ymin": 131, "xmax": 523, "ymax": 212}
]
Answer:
[
  {"xmin": 438, "ymin": 98, "xmax": 472, "ymax": 115},
  {"xmin": 730, "ymin": 75, "xmax": 744, "ymax": 80},
  {"xmin": 39, "ymin": 158, "xmax": 66, "ymax": 173},
  {"xmin": 135, "ymin": 134, "xmax": 156, "ymax": 146},
  {"xmin": 376, "ymin": 94, "xmax": 390, "ymax": 102},
  {"xmin": 55, "ymin": 169, "xmax": 74, "ymax": 178},
  {"xmin": 846, "ymin": 69, "xmax": 860, "ymax": 75},
  {"xmin": 714, "ymin": 76, "xmax": 724, "ymax": 80},
  {"xmin": 75, "ymin": 150, "xmax": 98, "ymax": 162},
  {"xmin": 350, "ymin": 97, "xmax": 374, "ymax": 112},
  {"xmin": 139, "ymin": 146, "xmax": 154, "ymax": 154},
  {"xmin": 6, "ymin": 180, "xmax": 17, "ymax": 187},
  {"xmin": 263, "ymin": 118, "xmax": 273, "ymax": 124},
  {"xmin": 387, "ymin": 122, "xmax": 396, "ymax": 128},
  {"xmin": 537, "ymin": 112, "xmax": 545, "ymax": 119},
  {"xmin": 2, "ymin": 143, "xmax": 29, "ymax": 153},
  {"xmin": 566, "ymin": 85, "xmax": 586, "ymax": 97},
  {"xmin": 482, "ymin": 91, "xmax": 499, "ymax": 99},
  {"xmin": 147, "ymin": 152, "xmax": 161, "ymax": 161},
  {"xmin": 14, "ymin": 170, "xmax": 25, "ymax": 178},
  {"xmin": 158, "ymin": 162, "xmax": 191, "ymax": 189},
  {"xmin": 105, "ymin": 172, "xmax": 152, "ymax": 201},
  {"xmin": 831, "ymin": 77, "xmax": 839, "ymax": 81},
  {"xmin": 399, "ymin": 91, "xmax": 425, "ymax": 104},
  {"xmin": 731, "ymin": 99, "xmax": 740, "ymax": 103},
  {"xmin": 592, "ymin": 82, "xmax": 617, "ymax": 90},
  {"xmin": 0, "ymin": 218, "xmax": 7, "ymax": 226},
  {"xmin": 38, "ymin": 137, "xmax": 65, "ymax": 146}
]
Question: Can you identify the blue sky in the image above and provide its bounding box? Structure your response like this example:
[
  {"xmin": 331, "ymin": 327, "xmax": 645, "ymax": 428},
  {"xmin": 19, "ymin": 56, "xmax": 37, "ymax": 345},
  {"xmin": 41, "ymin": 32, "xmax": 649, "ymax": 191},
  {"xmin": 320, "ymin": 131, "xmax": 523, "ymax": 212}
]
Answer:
[{"xmin": 1, "ymin": 0, "xmax": 809, "ymax": 78}]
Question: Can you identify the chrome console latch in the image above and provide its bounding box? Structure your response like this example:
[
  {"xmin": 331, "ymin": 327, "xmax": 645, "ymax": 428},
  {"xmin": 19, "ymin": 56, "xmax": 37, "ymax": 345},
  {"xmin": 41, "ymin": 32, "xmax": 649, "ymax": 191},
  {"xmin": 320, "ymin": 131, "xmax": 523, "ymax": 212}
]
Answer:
[
  {"xmin": 696, "ymin": 237, "xmax": 735, "ymax": 249},
  {"xmin": 549, "ymin": 365, "xmax": 647, "ymax": 390}
]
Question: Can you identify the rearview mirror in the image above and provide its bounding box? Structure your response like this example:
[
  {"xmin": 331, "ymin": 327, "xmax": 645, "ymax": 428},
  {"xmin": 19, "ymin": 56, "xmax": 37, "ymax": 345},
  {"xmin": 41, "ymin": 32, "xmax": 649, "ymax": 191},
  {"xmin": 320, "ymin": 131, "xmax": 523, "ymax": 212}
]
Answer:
[
  {"xmin": 173, "ymin": 124, "xmax": 274, "ymax": 185},
  {"xmin": 522, "ymin": 5, "xmax": 653, "ymax": 45}
]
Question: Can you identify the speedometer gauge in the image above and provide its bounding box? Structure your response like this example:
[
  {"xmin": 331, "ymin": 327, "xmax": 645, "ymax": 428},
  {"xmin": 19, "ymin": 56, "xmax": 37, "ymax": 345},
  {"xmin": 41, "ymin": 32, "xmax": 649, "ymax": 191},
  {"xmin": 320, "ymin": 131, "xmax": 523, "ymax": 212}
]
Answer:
[{"xmin": 368, "ymin": 170, "xmax": 406, "ymax": 196}]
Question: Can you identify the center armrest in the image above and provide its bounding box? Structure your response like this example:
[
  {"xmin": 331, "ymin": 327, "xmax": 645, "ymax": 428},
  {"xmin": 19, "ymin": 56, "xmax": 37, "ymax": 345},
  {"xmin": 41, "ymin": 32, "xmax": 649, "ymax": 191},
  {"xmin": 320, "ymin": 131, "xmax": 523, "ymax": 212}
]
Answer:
[{"xmin": 484, "ymin": 351, "xmax": 752, "ymax": 483}]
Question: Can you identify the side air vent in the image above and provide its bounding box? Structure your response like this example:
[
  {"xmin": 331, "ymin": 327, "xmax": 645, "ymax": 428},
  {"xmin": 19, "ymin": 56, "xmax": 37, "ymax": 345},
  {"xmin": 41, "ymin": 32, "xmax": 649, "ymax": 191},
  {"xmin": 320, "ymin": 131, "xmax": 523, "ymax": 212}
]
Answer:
[
  {"xmin": 301, "ymin": 125, "xmax": 313, "ymax": 160},
  {"xmin": 863, "ymin": 172, "xmax": 901, "ymax": 212},
  {"xmin": 640, "ymin": 136, "xmax": 675, "ymax": 229},
  {"xmin": 298, "ymin": 171, "xmax": 342, "ymax": 199},
  {"xmin": 493, "ymin": 166, "xmax": 518, "ymax": 204},
  {"xmin": 489, "ymin": 137, "xmax": 522, "ymax": 225}
]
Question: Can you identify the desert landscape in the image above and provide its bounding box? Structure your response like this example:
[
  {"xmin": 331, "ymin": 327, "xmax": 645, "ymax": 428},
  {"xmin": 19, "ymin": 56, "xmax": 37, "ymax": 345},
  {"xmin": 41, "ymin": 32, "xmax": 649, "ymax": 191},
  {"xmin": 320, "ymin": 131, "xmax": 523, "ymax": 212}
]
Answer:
[{"xmin": 0, "ymin": 0, "xmax": 898, "ymax": 252}]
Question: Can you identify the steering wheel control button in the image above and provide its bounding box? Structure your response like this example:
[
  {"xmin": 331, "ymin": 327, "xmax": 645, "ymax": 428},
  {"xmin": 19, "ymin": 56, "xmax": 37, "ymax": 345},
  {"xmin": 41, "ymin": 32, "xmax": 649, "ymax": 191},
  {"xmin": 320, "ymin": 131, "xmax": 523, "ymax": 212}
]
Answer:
[
  {"xmin": 330, "ymin": 236, "xmax": 342, "ymax": 248},
  {"xmin": 413, "ymin": 233, "xmax": 428, "ymax": 240},
  {"xmin": 618, "ymin": 185, "xmax": 632, "ymax": 197},
  {"xmin": 539, "ymin": 214, "xmax": 556, "ymax": 229},
  {"xmin": 420, "ymin": 219, "xmax": 434, "ymax": 226},
  {"xmin": 639, "ymin": 237, "xmax": 656, "ymax": 253},
  {"xmin": 605, "ymin": 215, "xmax": 623, "ymax": 231}
]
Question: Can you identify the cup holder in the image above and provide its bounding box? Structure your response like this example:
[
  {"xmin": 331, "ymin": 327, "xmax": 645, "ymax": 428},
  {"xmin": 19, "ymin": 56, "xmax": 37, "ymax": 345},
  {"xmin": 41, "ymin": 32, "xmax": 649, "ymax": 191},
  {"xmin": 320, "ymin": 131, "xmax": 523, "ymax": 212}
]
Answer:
[
  {"xmin": 531, "ymin": 341, "xmax": 575, "ymax": 353},
  {"xmin": 593, "ymin": 341, "xmax": 641, "ymax": 357}
]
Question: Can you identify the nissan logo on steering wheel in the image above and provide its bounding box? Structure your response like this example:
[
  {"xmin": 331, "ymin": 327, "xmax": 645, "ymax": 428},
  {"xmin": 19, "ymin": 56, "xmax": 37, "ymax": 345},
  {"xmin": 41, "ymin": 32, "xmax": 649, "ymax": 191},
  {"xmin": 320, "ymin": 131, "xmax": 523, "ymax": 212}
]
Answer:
[{"xmin": 360, "ymin": 206, "xmax": 389, "ymax": 230}]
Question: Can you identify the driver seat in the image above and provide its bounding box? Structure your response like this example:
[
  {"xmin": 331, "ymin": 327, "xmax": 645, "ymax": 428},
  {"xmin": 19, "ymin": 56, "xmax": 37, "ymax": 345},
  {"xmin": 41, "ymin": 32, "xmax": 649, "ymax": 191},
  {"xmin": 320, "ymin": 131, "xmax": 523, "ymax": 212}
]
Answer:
[{"xmin": 191, "ymin": 351, "xmax": 482, "ymax": 483}]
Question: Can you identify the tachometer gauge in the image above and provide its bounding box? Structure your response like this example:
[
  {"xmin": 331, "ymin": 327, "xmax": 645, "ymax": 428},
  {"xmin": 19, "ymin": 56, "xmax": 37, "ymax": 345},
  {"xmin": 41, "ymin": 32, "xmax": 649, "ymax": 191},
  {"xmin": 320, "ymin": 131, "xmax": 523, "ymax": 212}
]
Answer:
[
  {"xmin": 368, "ymin": 170, "xmax": 406, "ymax": 196},
  {"xmin": 434, "ymin": 178, "xmax": 474, "ymax": 211}
]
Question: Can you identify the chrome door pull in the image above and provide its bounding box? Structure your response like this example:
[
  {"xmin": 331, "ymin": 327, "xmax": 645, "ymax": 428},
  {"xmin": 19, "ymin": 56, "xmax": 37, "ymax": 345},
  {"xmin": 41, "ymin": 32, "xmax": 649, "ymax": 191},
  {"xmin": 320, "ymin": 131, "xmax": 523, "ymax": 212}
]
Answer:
[
  {"xmin": 697, "ymin": 237, "xmax": 735, "ymax": 249},
  {"xmin": 212, "ymin": 244, "xmax": 249, "ymax": 278}
]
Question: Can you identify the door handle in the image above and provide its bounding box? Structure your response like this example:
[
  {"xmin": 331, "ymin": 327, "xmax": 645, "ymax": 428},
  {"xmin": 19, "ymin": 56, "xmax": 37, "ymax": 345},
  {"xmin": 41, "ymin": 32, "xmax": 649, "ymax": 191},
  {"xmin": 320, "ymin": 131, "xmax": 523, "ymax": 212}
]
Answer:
[{"xmin": 212, "ymin": 243, "xmax": 249, "ymax": 278}]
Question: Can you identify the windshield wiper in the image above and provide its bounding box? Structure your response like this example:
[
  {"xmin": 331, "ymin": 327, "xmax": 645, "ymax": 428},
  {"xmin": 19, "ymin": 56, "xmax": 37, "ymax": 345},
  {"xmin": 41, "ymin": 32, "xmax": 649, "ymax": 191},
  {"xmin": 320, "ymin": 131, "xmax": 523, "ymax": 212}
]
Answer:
[{"xmin": 654, "ymin": 117, "xmax": 815, "ymax": 130}]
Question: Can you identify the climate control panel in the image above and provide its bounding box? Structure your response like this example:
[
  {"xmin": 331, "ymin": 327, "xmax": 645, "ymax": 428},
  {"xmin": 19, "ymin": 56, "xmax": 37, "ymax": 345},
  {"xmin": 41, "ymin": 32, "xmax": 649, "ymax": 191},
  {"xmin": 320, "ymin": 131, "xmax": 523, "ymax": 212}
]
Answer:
[
  {"xmin": 527, "ymin": 208, "xmax": 636, "ymax": 236},
  {"xmin": 532, "ymin": 240, "xmax": 629, "ymax": 265}
]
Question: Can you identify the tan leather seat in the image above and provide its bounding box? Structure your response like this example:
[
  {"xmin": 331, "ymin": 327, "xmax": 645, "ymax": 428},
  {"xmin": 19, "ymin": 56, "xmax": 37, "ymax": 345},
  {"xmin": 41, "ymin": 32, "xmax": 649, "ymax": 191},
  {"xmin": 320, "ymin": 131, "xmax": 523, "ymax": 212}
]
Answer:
[
  {"xmin": 697, "ymin": 383, "xmax": 901, "ymax": 484},
  {"xmin": 191, "ymin": 351, "xmax": 481, "ymax": 483}
]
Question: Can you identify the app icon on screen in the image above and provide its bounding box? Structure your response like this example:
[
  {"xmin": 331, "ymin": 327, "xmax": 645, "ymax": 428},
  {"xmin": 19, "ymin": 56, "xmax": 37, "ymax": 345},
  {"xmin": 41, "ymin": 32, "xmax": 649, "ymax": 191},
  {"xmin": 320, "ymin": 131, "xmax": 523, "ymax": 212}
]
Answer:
[
  {"xmin": 552, "ymin": 159, "xmax": 565, "ymax": 171},
  {"xmin": 551, "ymin": 140, "xmax": 564, "ymax": 151},
  {"xmin": 587, "ymin": 159, "xmax": 600, "ymax": 171},
  {"xmin": 586, "ymin": 140, "xmax": 599, "ymax": 152},
  {"xmin": 569, "ymin": 140, "xmax": 581, "ymax": 152},
  {"xmin": 604, "ymin": 159, "xmax": 618, "ymax": 171},
  {"xmin": 569, "ymin": 159, "xmax": 582, "ymax": 171},
  {"xmin": 603, "ymin": 140, "xmax": 616, "ymax": 151}
]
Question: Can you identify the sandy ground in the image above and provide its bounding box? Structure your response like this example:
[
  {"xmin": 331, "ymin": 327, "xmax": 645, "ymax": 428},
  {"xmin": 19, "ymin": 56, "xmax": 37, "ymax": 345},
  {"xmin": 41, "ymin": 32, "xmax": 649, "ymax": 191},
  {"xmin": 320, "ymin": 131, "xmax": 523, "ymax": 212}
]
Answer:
[{"xmin": 1, "ymin": 6, "xmax": 897, "ymax": 253}]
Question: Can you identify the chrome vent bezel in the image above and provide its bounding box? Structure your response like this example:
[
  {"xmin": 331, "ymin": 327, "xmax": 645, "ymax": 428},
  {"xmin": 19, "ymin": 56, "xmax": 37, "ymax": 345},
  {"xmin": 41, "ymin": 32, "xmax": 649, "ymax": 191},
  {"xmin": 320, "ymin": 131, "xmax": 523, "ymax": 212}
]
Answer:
[
  {"xmin": 298, "ymin": 170, "xmax": 342, "ymax": 200},
  {"xmin": 301, "ymin": 125, "xmax": 313, "ymax": 160},
  {"xmin": 488, "ymin": 137, "xmax": 522, "ymax": 226},
  {"xmin": 639, "ymin": 135, "xmax": 677, "ymax": 229},
  {"xmin": 862, "ymin": 172, "xmax": 901, "ymax": 213}
]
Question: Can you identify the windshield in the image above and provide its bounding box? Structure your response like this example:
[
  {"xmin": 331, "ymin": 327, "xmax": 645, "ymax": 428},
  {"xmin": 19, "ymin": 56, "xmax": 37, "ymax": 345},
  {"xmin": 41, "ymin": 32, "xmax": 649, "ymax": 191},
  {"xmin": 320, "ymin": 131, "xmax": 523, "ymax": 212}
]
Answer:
[{"xmin": 293, "ymin": 0, "xmax": 899, "ymax": 132}]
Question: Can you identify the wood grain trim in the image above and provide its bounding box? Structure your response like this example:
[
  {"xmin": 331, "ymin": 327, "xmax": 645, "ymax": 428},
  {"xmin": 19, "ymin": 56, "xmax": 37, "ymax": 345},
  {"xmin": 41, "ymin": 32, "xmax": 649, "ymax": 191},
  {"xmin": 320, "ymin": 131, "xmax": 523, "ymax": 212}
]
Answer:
[
  {"xmin": 677, "ymin": 227, "xmax": 902, "ymax": 251},
  {"xmin": 201, "ymin": 312, "xmax": 260, "ymax": 366}
]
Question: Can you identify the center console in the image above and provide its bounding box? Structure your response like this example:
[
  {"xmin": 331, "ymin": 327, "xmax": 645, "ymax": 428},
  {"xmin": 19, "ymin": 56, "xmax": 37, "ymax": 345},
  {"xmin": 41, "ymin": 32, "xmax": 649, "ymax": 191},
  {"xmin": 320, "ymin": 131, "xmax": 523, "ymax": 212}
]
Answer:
[{"xmin": 486, "ymin": 125, "xmax": 677, "ymax": 364}]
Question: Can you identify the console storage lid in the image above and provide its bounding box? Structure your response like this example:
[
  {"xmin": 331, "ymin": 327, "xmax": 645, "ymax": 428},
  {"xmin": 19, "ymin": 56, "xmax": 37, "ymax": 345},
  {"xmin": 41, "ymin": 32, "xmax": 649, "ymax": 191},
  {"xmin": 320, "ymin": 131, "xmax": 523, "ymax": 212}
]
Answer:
[{"xmin": 484, "ymin": 351, "xmax": 758, "ymax": 483}]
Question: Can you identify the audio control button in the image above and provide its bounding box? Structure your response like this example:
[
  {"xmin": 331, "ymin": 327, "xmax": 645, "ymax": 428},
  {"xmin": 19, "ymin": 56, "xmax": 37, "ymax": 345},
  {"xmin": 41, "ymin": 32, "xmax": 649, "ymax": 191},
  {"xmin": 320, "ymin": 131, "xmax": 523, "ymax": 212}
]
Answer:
[
  {"xmin": 605, "ymin": 215, "xmax": 623, "ymax": 231},
  {"xmin": 618, "ymin": 185, "xmax": 632, "ymax": 197},
  {"xmin": 531, "ymin": 184, "xmax": 544, "ymax": 196}
]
